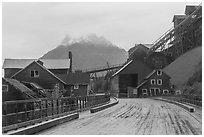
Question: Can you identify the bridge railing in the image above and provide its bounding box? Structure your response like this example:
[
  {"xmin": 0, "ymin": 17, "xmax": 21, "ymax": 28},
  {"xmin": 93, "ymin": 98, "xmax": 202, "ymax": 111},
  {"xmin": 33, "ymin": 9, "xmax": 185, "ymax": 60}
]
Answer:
[
  {"xmin": 2, "ymin": 94, "xmax": 110, "ymax": 132},
  {"xmin": 153, "ymin": 94, "xmax": 202, "ymax": 107}
]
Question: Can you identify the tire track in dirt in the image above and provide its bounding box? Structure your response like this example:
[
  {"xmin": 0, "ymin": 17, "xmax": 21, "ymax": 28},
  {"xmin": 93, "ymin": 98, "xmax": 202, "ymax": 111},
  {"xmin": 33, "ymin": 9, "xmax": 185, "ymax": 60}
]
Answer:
[{"xmin": 164, "ymin": 103, "xmax": 201, "ymax": 135}]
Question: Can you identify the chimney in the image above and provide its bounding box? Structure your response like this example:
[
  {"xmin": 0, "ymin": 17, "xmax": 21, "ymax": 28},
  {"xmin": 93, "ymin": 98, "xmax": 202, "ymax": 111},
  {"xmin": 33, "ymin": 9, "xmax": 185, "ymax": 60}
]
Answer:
[
  {"xmin": 37, "ymin": 60, "xmax": 44, "ymax": 66},
  {"xmin": 68, "ymin": 51, "xmax": 72, "ymax": 73}
]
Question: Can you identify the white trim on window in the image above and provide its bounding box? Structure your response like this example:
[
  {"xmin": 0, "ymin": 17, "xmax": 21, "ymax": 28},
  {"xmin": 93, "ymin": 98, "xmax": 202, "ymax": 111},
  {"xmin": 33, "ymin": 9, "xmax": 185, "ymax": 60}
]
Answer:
[
  {"xmin": 157, "ymin": 70, "xmax": 162, "ymax": 75},
  {"xmin": 163, "ymin": 89, "xmax": 169, "ymax": 94},
  {"xmin": 151, "ymin": 79, "xmax": 156, "ymax": 85},
  {"xmin": 30, "ymin": 70, "xmax": 39, "ymax": 78},
  {"xmin": 142, "ymin": 89, "xmax": 148, "ymax": 95},
  {"xmin": 157, "ymin": 79, "xmax": 162, "ymax": 85},
  {"xmin": 74, "ymin": 84, "xmax": 79, "ymax": 89},
  {"xmin": 2, "ymin": 85, "xmax": 8, "ymax": 92}
]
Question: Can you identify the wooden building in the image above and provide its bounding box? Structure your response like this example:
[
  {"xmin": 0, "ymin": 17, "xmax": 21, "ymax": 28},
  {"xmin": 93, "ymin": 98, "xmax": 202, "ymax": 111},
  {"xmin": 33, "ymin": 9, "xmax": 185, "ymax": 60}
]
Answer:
[
  {"xmin": 110, "ymin": 60, "xmax": 152, "ymax": 98},
  {"xmin": 56, "ymin": 71, "xmax": 90, "ymax": 97},
  {"xmin": 170, "ymin": 5, "xmax": 202, "ymax": 58},
  {"xmin": 11, "ymin": 60, "xmax": 67, "ymax": 95},
  {"xmin": 2, "ymin": 59, "xmax": 70, "ymax": 78},
  {"xmin": 136, "ymin": 69, "xmax": 171, "ymax": 98},
  {"xmin": 128, "ymin": 44, "xmax": 151, "ymax": 62},
  {"xmin": 146, "ymin": 52, "xmax": 169, "ymax": 69},
  {"xmin": 2, "ymin": 78, "xmax": 43, "ymax": 101}
]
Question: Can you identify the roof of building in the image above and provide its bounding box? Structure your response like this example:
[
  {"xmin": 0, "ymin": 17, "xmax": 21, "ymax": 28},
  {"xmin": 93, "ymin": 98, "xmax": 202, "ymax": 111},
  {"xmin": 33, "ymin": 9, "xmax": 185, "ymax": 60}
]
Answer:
[
  {"xmin": 185, "ymin": 5, "xmax": 199, "ymax": 15},
  {"xmin": 3, "ymin": 78, "xmax": 40, "ymax": 98},
  {"xmin": 11, "ymin": 61, "xmax": 67, "ymax": 85},
  {"xmin": 56, "ymin": 72, "xmax": 90, "ymax": 85},
  {"xmin": 145, "ymin": 69, "xmax": 171, "ymax": 79},
  {"xmin": 136, "ymin": 80, "xmax": 148, "ymax": 89},
  {"xmin": 111, "ymin": 60, "xmax": 133, "ymax": 78},
  {"xmin": 172, "ymin": 14, "xmax": 186, "ymax": 22},
  {"xmin": 22, "ymin": 81, "xmax": 44, "ymax": 90},
  {"xmin": 128, "ymin": 44, "xmax": 152, "ymax": 55},
  {"xmin": 136, "ymin": 69, "xmax": 171, "ymax": 89},
  {"xmin": 144, "ymin": 70, "xmax": 157, "ymax": 79},
  {"xmin": 2, "ymin": 58, "xmax": 70, "ymax": 69}
]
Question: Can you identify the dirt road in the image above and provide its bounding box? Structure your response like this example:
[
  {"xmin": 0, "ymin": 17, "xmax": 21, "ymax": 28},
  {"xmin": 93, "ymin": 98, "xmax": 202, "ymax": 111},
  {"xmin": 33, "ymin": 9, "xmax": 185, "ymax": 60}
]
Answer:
[{"xmin": 38, "ymin": 99, "xmax": 202, "ymax": 135}]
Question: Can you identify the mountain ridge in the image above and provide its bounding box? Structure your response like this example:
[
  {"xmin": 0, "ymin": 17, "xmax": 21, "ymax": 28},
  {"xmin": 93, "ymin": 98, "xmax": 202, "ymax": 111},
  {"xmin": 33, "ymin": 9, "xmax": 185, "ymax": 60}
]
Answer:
[{"xmin": 41, "ymin": 34, "xmax": 128, "ymax": 70}]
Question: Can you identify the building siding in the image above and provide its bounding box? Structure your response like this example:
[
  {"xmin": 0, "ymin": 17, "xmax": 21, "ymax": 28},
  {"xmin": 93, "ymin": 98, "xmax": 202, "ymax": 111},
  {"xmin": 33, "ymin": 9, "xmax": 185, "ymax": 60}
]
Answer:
[
  {"xmin": 4, "ymin": 68, "xmax": 21, "ymax": 78},
  {"xmin": 110, "ymin": 75, "xmax": 119, "ymax": 97},
  {"xmin": 137, "ymin": 70, "xmax": 171, "ymax": 97},
  {"xmin": 111, "ymin": 60, "xmax": 152, "ymax": 98},
  {"xmin": 12, "ymin": 62, "xmax": 65, "ymax": 90},
  {"xmin": 2, "ymin": 79, "xmax": 28, "ymax": 101}
]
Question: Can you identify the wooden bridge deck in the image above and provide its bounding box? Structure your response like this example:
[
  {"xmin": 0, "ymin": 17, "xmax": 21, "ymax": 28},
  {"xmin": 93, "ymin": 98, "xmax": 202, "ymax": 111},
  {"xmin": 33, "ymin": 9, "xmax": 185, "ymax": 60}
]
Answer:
[{"xmin": 38, "ymin": 98, "xmax": 202, "ymax": 135}]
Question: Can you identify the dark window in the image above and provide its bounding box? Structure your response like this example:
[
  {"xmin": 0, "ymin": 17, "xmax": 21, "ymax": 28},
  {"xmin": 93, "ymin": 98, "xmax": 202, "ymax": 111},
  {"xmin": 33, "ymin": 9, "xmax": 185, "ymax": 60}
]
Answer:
[
  {"xmin": 151, "ymin": 79, "xmax": 156, "ymax": 85},
  {"xmin": 2, "ymin": 85, "xmax": 8, "ymax": 92},
  {"xmin": 142, "ymin": 89, "xmax": 147, "ymax": 95},
  {"xmin": 157, "ymin": 79, "xmax": 162, "ymax": 85},
  {"xmin": 31, "ymin": 71, "xmax": 34, "ymax": 77},
  {"xmin": 157, "ymin": 70, "xmax": 162, "ymax": 75},
  {"xmin": 31, "ymin": 70, "xmax": 39, "ymax": 77}
]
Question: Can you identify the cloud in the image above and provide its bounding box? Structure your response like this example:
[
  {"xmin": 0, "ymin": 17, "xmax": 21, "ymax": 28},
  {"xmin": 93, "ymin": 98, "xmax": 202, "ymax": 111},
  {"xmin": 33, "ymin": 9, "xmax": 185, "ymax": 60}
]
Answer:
[{"xmin": 2, "ymin": 2, "xmax": 200, "ymax": 60}]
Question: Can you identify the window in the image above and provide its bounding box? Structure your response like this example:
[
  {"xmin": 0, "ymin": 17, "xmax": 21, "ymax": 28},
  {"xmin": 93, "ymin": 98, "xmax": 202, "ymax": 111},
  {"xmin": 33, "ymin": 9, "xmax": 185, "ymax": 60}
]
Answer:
[
  {"xmin": 163, "ymin": 90, "xmax": 169, "ymax": 94},
  {"xmin": 142, "ymin": 89, "xmax": 148, "ymax": 95},
  {"xmin": 151, "ymin": 79, "xmax": 156, "ymax": 85},
  {"xmin": 155, "ymin": 88, "xmax": 160, "ymax": 94},
  {"xmin": 2, "ymin": 85, "xmax": 8, "ymax": 92},
  {"xmin": 150, "ymin": 88, "xmax": 154, "ymax": 96},
  {"xmin": 31, "ymin": 70, "xmax": 39, "ymax": 77},
  {"xmin": 157, "ymin": 79, "xmax": 162, "ymax": 85},
  {"xmin": 157, "ymin": 70, "xmax": 162, "ymax": 75},
  {"xmin": 74, "ymin": 84, "xmax": 79, "ymax": 89}
]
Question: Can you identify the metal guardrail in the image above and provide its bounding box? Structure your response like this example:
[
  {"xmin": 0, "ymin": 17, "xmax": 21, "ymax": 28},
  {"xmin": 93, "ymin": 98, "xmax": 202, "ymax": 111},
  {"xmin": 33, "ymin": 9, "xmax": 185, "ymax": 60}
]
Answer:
[{"xmin": 2, "ymin": 94, "xmax": 110, "ymax": 130}]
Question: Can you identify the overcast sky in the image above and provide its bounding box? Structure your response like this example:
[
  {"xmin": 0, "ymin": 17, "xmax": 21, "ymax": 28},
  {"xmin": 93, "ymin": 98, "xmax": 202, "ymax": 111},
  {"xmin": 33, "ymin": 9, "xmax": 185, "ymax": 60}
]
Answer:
[{"xmin": 2, "ymin": 2, "xmax": 200, "ymax": 60}]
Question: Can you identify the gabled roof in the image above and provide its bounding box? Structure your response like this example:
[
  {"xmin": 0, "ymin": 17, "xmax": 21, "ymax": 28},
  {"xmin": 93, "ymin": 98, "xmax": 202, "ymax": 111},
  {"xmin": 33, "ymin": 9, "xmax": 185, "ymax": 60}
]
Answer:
[
  {"xmin": 136, "ymin": 80, "xmax": 148, "ymax": 89},
  {"xmin": 144, "ymin": 70, "xmax": 156, "ymax": 79},
  {"xmin": 2, "ymin": 59, "xmax": 70, "ymax": 69},
  {"xmin": 128, "ymin": 44, "xmax": 152, "ymax": 55},
  {"xmin": 11, "ymin": 61, "xmax": 67, "ymax": 85},
  {"xmin": 111, "ymin": 60, "xmax": 133, "ymax": 78},
  {"xmin": 3, "ymin": 78, "xmax": 39, "ymax": 98},
  {"xmin": 56, "ymin": 72, "xmax": 90, "ymax": 85},
  {"xmin": 185, "ymin": 5, "xmax": 199, "ymax": 15},
  {"xmin": 144, "ymin": 69, "xmax": 171, "ymax": 80},
  {"xmin": 172, "ymin": 14, "xmax": 186, "ymax": 22},
  {"xmin": 136, "ymin": 69, "xmax": 171, "ymax": 89},
  {"xmin": 22, "ymin": 81, "xmax": 44, "ymax": 90}
]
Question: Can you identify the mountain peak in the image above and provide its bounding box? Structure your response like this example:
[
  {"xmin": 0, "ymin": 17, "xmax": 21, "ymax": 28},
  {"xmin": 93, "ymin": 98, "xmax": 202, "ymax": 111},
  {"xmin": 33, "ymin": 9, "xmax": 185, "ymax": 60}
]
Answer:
[
  {"xmin": 42, "ymin": 34, "xmax": 128, "ymax": 70},
  {"xmin": 61, "ymin": 34, "xmax": 112, "ymax": 47}
]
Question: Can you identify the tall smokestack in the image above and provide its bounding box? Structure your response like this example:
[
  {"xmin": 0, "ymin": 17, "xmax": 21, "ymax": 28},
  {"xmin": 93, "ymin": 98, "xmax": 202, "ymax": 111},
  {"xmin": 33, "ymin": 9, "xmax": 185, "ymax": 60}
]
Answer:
[{"xmin": 68, "ymin": 51, "xmax": 72, "ymax": 73}]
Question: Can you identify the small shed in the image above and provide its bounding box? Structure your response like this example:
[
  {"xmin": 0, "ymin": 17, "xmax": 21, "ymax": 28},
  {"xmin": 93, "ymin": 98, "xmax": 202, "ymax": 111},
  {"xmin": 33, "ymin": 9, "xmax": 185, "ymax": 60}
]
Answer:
[
  {"xmin": 136, "ymin": 69, "xmax": 172, "ymax": 98},
  {"xmin": 56, "ymin": 71, "xmax": 90, "ymax": 97}
]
